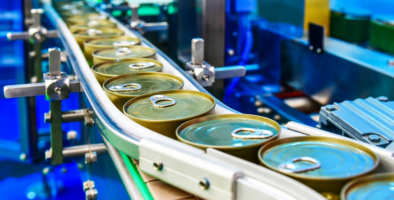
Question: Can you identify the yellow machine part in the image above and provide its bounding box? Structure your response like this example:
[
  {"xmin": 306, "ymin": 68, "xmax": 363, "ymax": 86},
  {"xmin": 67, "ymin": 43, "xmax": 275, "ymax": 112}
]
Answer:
[{"xmin": 304, "ymin": 0, "xmax": 330, "ymax": 35}]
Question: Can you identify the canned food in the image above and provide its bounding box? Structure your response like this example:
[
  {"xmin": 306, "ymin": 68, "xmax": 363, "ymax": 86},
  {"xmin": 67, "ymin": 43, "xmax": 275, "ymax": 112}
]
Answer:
[
  {"xmin": 72, "ymin": 28, "xmax": 124, "ymax": 49},
  {"xmin": 258, "ymin": 137, "xmax": 379, "ymax": 198},
  {"xmin": 92, "ymin": 59, "xmax": 163, "ymax": 85},
  {"xmin": 341, "ymin": 173, "xmax": 394, "ymax": 200},
  {"xmin": 124, "ymin": 90, "xmax": 215, "ymax": 139},
  {"xmin": 176, "ymin": 114, "xmax": 280, "ymax": 163},
  {"xmin": 69, "ymin": 20, "xmax": 116, "ymax": 32},
  {"xmin": 92, "ymin": 46, "xmax": 156, "ymax": 64},
  {"xmin": 58, "ymin": 8, "xmax": 97, "ymax": 17},
  {"xmin": 65, "ymin": 15, "xmax": 108, "ymax": 26},
  {"xmin": 104, "ymin": 72, "xmax": 183, "ymax": 111},
  {"xmin": 84, "ymin": 36, "xmax": 141, "ymax": 60},
  {"xmin": 60, "ymin": 12, "xmax": 101, "ymax": 19}
]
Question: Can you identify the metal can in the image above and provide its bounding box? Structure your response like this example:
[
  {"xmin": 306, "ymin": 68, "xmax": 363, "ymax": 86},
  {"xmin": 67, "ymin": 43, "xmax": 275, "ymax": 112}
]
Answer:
[
  {"xmin": 60, "ymin": 12, "xmax": 101, "ymax": 19},
  {"xmin": 104, "ymin": 72, "xmax": 184, "ymax": 110},
  {"xmin": 341, "ymin": 173, "xmax": 394, "ymax": 200},
  {"xmin": 69, "ymin": 20, "xmax": 116, "ymax": 32},
  {"xmin": 58, "ymin": 8, "xmax": 97, "ymax": 17},
  {"xmin": 72, "ymin": 28, "xmax": 124, "ymax": 49},
  {"xmin": 176, "ymin": 114, "xmax": 280, "ymax": 163},
  {"xmin": 92, "ymin": 59, "xmax": 163, "ymax": 85},
  {"xmin": 65, "ymin": 15, "xmax": 108, "ymax": 26},
  {"xmin": 92, "ymin": 46, "xmax": 156, "ymax": 64},
  {"xmin": 258, "ymin": 136, "xmax": 379, "ymax": 198},
  {"xmin": 124, "ymin": 90, "xmax": 215, "ymax": 139},
  {"xmin": 84, "ymin": 36, "xmax": 141, "ymax": 60}
]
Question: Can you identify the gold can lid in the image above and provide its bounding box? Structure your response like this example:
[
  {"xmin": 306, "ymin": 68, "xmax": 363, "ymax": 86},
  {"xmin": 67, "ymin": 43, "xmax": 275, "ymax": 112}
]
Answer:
[
  {"xmin": 341, "ymin": 173, "xmax": 394, "ymax": 200},
  {"xmin": 69, "ymin": 19, "xmax": 114, "ymax": 26},
  {"xmin": 177, "ymin": 114, "xmax": 280, "ymax": 149},
  {"xmin": 104, "ymin": 72, "xmax": 183, "ymax": 97},
  {"xmin": 93, "ymin": 46, "xmax": 156, "ymax": 60},
  {"xmin": 259, "ymin": 136, "xmax": 379, "ymax": 180},
  {"xmin": 85, "ymin": 36, "xmax": 141, "ymax": 47},
  {"xmin": 93, "ymin": 59, "xmax": 162, "ymax": 76},
  {"xmin": 124, "ymin": 90, "xmax": 215, "ymax": 122},
  {"xmin": 72, "ymin": 28, "xmax": 124, "ymax": 37}
]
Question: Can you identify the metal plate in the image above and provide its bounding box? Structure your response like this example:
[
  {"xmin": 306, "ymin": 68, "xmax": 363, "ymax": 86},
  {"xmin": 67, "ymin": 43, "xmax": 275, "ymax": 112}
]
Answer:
[{"xmin": 341, "ymin": 173, "xmax": 394, "ymax": 200}]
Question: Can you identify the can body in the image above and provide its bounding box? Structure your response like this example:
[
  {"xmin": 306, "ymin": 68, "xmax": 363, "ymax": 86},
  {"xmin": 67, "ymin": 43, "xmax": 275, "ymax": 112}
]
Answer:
[
  {"xmin": 124, "ymin": 90, "xmax": 215, "ymax": 139},
  {"xmin": 104, "ymin": 72, "xmax": 183, "ymax": 110},
  {"xmin": 259, "ymin": 136, "xmax": 379, "ymax": 198},
  {"xmin": 330, "ymin": 9, "xmax": 370, "ymax": 43},
  {"xmin": 84, "ymin": 36, "xmax": 141, "ymax": 60},
  {"xmin": 93, "ymin": 46, "xmax": 156, "ymax": 64},
  {"xmin": 177, "ymin": 114, "xmax": 280, "ymax": 163},
  {"xmin": 370, "ymin": 17, "xmax": 394, "ymax": 54}
]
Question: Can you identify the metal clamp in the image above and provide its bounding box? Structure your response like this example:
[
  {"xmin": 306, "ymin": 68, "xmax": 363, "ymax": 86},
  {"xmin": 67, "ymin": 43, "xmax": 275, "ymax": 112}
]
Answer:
[
  {"xmin": 129, "ymin": 62, "xmax": 155, "ymax": 70},
  {"xmin": 109, "ymin": 83, "xmax": 142, "ymax": 92},
  {"xmin": 129, "ymin": 4, "xmax": 168, "ymax": 34},
  {"xmin": 86, "ymin": 28, "xmax": 103, "ymax": 36},
  {"xmin": 231, "ymin": 128, "xmax": 274, "ymax": 139},
  {"xmin": 150, "ymin": 95, "xmax": 176, "ymax": 108},
  {"xmin": 278, "ymin": 157, "xmax": 321, "ymax": 173},
  {"xmin": 44, "ymin": 48, "xmax": 70, "ymax": 101},
  {"xmin": 113, "ymin": 40, "xmax": 137, "ymax": 46},
  {"xmin": 185, "ymin": 38, "xmax": 246, "ymax": 87},
  {"xmin": 116, "ymin": 47, "xmax": 132, "ymax": 56}
]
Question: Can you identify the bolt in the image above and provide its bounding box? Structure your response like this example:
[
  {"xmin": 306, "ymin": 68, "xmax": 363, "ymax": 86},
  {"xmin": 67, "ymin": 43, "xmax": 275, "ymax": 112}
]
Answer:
[
  {"xmin": 42, "ymin": 167, "xmax": 50, "ymax": 175},
  {"xmin": 202, "ymin": 74, "xmax": 210, "ymax": 81},
  {"xmin": 228, "ymin": 49, "xmax": 234, "ymax": 56},
  {"xmin": 85, "ymin": 152, "xmax": 97, "ymax": 164},
  {"xmin": 257, "ymin": 107, "xmax": 271, "ymax": 114},
  {"xmin": 255, "ymin": 100, "xmax": 263, "ymax": 107},
  {"xmin": 67, "ymin": 130, "xmax": 77, "ymax": 140},
  {"xmin": 377, "ymin": 96, "xmax": 388, "ymax": 102},
  {"xmin": 274, "ymin": 114, "xmax": 281, "ymax": 121},
  {"xmin": 316, "ymin": 48, "xmax": 322, "ymax": 53},
  {"xmin": 153, "ymin": 160, "xmax": 163, "ymax": 171},
  {"xmin": 309, "ymin": 46, "xmax": 314, "ymax": 50},
  {"xmin": 54, "ymin": 87, "xmax": 62, "ymax": 94},
  {"xmin": 199, "ymin": 178, "xmax": 210, "ymax": 190},
  {"xmin": 19, "ymin": 153, "xmax": 27, "ymax": 161},
  {"xmin": 388, "ymin": 59, "xmax": 394, "ymax": 66},
  {"xmin": 31, "ymin": 76, "xmax": 37, "ymax": 83},
  {"xmin": 368, "ymin": 134, "xmax": 381, "ymax": 143},
  {"xmin": 85, "ymin": 189, "xmax": 98, "ymax": 200},
  {"xmin": 45, "ymin": 149, "xmax": 52, "ymax": 161},
  {"xmin": 325, "ymin": 104, "xmax": 337, "ymax": 111}
]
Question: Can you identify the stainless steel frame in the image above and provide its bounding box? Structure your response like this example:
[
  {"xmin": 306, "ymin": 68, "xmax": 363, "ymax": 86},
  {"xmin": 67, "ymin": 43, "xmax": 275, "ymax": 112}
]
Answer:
[{"xmin": 41, "ymin": 1, "xmax": 394, "ymax": 199}]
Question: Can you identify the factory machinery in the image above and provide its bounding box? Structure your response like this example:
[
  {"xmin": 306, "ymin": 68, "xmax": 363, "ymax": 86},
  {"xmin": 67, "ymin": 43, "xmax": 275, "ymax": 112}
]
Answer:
[{"xmin": 2, "ymin": 0, "xmax": 394, "ymax": 200}]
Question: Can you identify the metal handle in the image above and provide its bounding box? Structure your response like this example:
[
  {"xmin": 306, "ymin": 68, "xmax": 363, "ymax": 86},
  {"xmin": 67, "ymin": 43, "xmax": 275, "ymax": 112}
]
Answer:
[
  {"xmin": 150, "ymin": 95, "xmax": 176, "ymax": 108},
  {"xmin": 278, "ymin": 157, "xmax": 321, "ymax": 173},
  {"xmin": 113, "ymin": 40, "xmax": 137, "ymax": 46},
  {"xmin": 129, "ymin": 62, "xmax": 155, "ymax": 70},
  {"xmin": 109, "ymin": 83, "xmax": 142, "ymax": 92},
  {"xmin": 192, "ymin": 38, "xmax": 204, "ymax": 65},
  {"xmin": 86, "ymin": 29, "xmax": 103, "ymax": 36},
  {"xmin": 231, "ymin": 128, "xmax": 274, "ymax": 139},
  {"xmin": 116, "ymin": 47, "xmax": 133, "ymax": 56}
]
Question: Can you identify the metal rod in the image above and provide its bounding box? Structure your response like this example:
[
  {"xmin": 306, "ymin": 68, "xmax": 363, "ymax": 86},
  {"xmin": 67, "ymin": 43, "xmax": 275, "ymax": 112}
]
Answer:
[
  {"xmin": 63, "ymin": 143, "xmax": 107, "ymax": 158},
  {"xmin": 34, "ymin": 43, "xmax": 43, "ymax": 82},
  {"xmin": 50, "ymin": 100, "xmax": 63, "ymax": 165},
  {"xmin": 4, "ymin": 80, "xmax": 81, "ymax": 98},
  {"xmin": 45, "ymin": 109, "xmax": 87, "ymax": 123}
]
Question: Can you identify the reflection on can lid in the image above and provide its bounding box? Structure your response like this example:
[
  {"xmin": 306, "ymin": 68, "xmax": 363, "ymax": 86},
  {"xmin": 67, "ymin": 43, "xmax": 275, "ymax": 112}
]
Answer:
[
  {"xmin": 93, "ymin": 46, "xmax": 156, "ymax": 60},
  {"xmin": 87, "ymin": 36, "xmax": 141, "ymax": 46},
  {"xmin": 73, "ymin": 28, "xmax": 124, "ymax": 37},
  {"xmin": 104, "ymin": 72, "xmax": 183, "ymax": 97},
  {"xmin": 259, "ymin": 137, "xmax": 378, "ymax": 179},
  {"xmin": 341, "ymin": 173, "xmax": 394, "ymax": 200},
  {"xmin": 93, "ymin": 59, "xmax": 162, "ymax": 76},
  {"xmin": 124, "ymin": 90, "xmax": 215, "ymax": 122},
  {"xmin": 177, "ymin": 114, "xmax": 280, "ymax": 149}
]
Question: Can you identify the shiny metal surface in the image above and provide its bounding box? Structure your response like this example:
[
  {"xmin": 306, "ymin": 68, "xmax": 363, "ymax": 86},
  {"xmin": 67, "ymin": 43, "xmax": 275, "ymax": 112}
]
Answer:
[
  {"xmin": 61, "ymin": 143, "xmax": 107, "ymax": 158},
  {"xmin": 92, "ymin": 46, "xmax": 156, "ymax": 64},
  {"xmin": 320, "ymin": 97, "xmax": 394, "ymax": 150},
  {"xmin": 4, "ymin": 80, "xmax": 81, "ymax": 98}
]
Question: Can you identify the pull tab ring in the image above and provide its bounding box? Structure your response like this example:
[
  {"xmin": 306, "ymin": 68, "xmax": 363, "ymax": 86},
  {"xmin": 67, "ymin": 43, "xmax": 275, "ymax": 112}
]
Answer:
[
  {"xmin": 129, "ymin": 62, "xmax": 156, "ymax": 70},
  {"xmin": 113, "ymin": 40, "xmax": 136, "ymax": 46},
  {"xmin": 278, "ymin": 157, "xmax": 321, "ymax": 173},
  {"xmin": 150, "ymin": 95, "xmax": 176, "ymax": 108},
  {"xmin": 231, "ymin": 128, "xmax": 274, "ymax": 139},
  {"xmin": 109, "ymin": 83, "xmax": 142, "ymax": 92},
  {"xmin": 86, "ymin": 29, "xmax": 102, "ymax": 36},
  {"xmin": 116, "ymin": 47, "xmax": 133, "ymax": 56}
]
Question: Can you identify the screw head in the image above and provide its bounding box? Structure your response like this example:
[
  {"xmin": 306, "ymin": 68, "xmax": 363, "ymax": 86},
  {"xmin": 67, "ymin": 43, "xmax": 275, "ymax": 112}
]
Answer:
[
  {"xmin": 42, "ymin": 167, "xmax": 50, "ymax": 175},
  {"xmin": 19, "ymin": 153, "xmax": 27, "ymax": 161},
  {"xmin": 202, "ymin": 74, "xmax": 210, "ymax": 81},
  {"xmin": 309, "ymin": 46, "xmax": 314, "ymax": 50},
  {"xmin": 67, "ymin": 130, "xmax": 77, "ymax": 140},
  {"xmin": 377, "ymin": 96, "xmax": 388, "ymax": 102},
  {"xmin": 254, "ymin": 100, "xmax": 263, "ymax": 107},
  {"xmin": 325, "ymin": 104, "xmax": 337, "ymax": 111},
  {"xmin": 316, "ymin": 48, "xmax": 322, "ymax": 53},
  {"xmin": 199, "ymin": 178, "xmax": 210, "ymax": 190},
  {"xmin": 45, "ymin": 149, "xmax": 52, "ymax": 161},
  {"xmin": 227, "ymin": 49, "xmax": 234, "ymax": 56},
  {"xmin": 53, "ymin": 87, "xmax": 62, "ymax": 94},
  {"xmin": 153, "ymin": 160, "xmax": 163, "ymax": 171},
  {"xmin": 274, "ymin": 114, "xmax": 281, "ymax": 121},
  {"xmin": 257, "ymin": 107, "xmax": 271, "ymax": 114},
  {"xmin": 368, "ymin": 134, "xmax": 381, "ymax": 143}
]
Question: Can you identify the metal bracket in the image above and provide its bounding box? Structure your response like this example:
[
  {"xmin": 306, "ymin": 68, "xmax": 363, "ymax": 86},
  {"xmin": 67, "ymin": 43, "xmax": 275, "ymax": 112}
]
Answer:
[
  {"xmin": 83, "ymin": 180, "xmax": 98, "ymax": 200},
  {"xmin": 185, "ymin": 38, "xmax": 246, "ymax": 87},
  {"xmin": 308, "ymin": 23, "xmax": 325, "ymax": 53},
  {"xmin": 129, "ymin": 4, "xmax": 168, "ymax": 34},
  {"xmin": 139, "ymin": 137, "xmax": 243, "ymax": 200}
]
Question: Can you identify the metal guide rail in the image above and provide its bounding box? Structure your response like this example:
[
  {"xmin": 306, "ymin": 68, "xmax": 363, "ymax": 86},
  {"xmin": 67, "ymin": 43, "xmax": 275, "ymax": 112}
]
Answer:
[{"xmin": 37, "ymin": 1, "xmax": 394, "ymax": 200}]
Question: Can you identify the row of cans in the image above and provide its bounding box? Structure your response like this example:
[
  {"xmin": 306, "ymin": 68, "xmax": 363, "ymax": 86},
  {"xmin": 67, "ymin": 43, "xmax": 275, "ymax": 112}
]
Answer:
[{"xmin": 55, "ymin": 1, "xmax": 393, "ymax": 200}]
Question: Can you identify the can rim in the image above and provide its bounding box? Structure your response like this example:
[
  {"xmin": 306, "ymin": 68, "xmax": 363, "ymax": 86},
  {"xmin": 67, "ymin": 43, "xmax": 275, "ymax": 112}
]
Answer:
[
  {"xmin": 123, "ymin": 90, "xmax": 215, "ymax": 123},
  {"xmin": 176, "ymin": 114, "xmax": 281, "ymax": 150},
  {"xmin": 92, "ymin": 46, "xmax": 156, "ymax": 59},
  {"xmin": 340, "ymin": 172, "xmax": 394, "ymax": 200},
  {"xmin": 103, "ymin": 72, "xmax": 184, "ymax": 98},
  {"xmin": 72, "ymin": 28, "xmax": 124, "ymax": 38},
  {"xmin": 70, "ymin": 22, "xmax": 117, "ymax": 30},
  {"xmin": 84, "ymin": 36, "xmax": 141, "ymax": 48},
  {"xmin": 258, "ymin": 136, "xmax": 379, "ymax": 181}
]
